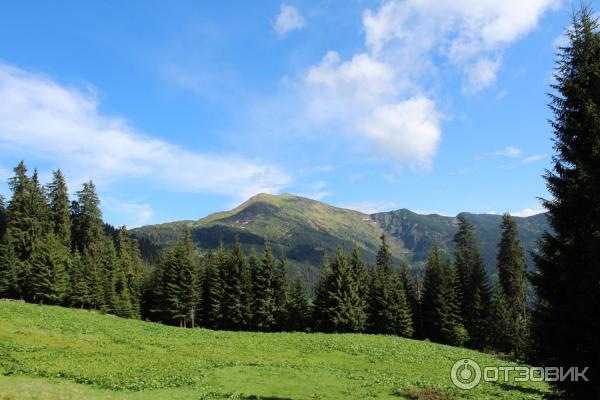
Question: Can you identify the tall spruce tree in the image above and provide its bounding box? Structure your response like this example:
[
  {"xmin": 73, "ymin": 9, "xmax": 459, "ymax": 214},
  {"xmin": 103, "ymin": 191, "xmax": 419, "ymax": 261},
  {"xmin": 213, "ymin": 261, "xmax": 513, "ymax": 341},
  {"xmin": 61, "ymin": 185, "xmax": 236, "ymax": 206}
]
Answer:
[
  {"xmin": 401, "ymin": 262, "xmax": 422, "ymax": 338},
  {"xmin": 368, "ymin": 235, "xmax": 402, "ymax": 334},
  {"xmin": 221, "ymin": 238, "xmax": 246, "ymax": 330},
  {"xmin": 422, "ymin": 244, "xmax": 467, "ymax": 346},
  {"xmin": 162, "ymin": 232, "xmax": 199, "ymax": 327},
  {"xmin": 252, "ymin": 242, "xmax": 277, "ymax": 331},
  {"xmin": 46, "ymin": 170, "xmax": 70, "ymax": 246},
  {"xmin": 496, "ymin": 213, "xmax": 528, "ymax": 355},
  {"xmin": 489, "ymin": 281, "xmax": 513, "ymax": 353},
  {"xmin": 201, "ymin": 250, "xmax": 223, "ymax": 328},
  {"xmin": 273, "ymin": 252, "xmax": 289, "ymax": 330},
  {"xmin": 454, "ymin": 217, "xmax": 490, "ymax": 349},
  {"xmin": 312, "ymin": 254, "xmax": 334, "ymax": 332},
  {"xmin": 531, "ymin": 7, "xmax": 600, "ymax": 398},
  {"xmin": 327, "ymin": 247, "xmax": 367, "ymax": 333}
]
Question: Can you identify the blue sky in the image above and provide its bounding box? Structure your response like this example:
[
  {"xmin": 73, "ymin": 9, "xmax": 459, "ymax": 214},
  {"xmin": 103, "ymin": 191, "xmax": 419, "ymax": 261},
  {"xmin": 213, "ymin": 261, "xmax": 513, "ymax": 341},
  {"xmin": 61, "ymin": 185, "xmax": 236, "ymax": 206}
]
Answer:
[{"xmin": 0, "ymin": 0, "xmax": 576, "ymax": 227}]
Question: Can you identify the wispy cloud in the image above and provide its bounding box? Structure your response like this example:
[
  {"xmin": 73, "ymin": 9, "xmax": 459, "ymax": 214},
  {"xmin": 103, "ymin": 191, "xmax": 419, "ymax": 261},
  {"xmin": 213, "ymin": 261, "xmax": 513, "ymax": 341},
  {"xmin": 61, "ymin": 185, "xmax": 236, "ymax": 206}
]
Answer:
[
  {"xmin": 0, "ymin": 64, "xmax": 290, "ymax": 201},
  {"xmin": 341, "ymin": 200, "xmax": 397, "ymax": 214},
  {"xmin": 102, "ymin": 197, "xmax": 153, "ymax": 227},
  {"xmin": 274, "ymin": 4, "xmax": 305, "ymax": 37},
  {"xmin": 507, "ymin": 154, "xmax": 546, "ymax": 169},
  {"xmin": 481, "ymin": 145, "xmax": 523, "ymax": 159}
]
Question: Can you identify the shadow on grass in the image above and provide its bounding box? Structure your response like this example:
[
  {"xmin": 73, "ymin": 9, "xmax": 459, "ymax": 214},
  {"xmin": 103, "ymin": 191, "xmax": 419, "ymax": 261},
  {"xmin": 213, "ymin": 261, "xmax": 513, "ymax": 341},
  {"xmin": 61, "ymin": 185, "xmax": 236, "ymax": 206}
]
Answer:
[
  {"xmin": 494, "ymin": 382, "xmax": 547, "ymax": 397},
  {"xmin": 392, "ymin": 388, "xmax": 455, "ymax": 400}
]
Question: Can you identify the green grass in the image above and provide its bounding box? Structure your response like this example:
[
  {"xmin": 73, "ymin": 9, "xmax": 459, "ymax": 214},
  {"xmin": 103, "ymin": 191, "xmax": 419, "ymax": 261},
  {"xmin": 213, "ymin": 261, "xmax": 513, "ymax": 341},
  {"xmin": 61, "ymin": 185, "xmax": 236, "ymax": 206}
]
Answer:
[{"xmin": 0, "ymin": 301, "xmax": 548, "ymax": 399}]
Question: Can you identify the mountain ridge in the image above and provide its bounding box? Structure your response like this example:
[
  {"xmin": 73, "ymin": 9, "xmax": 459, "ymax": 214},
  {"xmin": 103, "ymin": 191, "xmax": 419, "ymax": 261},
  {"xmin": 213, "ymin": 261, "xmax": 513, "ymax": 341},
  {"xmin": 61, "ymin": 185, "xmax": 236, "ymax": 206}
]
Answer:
[{"xmin": 131, "ymin": 193, "xmax": 549, "ymax": 286}]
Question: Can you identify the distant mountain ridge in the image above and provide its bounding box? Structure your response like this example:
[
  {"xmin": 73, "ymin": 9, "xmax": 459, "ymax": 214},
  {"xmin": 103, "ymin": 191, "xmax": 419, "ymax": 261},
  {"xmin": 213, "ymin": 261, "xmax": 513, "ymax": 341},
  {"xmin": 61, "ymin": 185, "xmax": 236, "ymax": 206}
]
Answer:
[{"xmin": 131, "ymin": 193, "xmax": 549, "ymax": 285}]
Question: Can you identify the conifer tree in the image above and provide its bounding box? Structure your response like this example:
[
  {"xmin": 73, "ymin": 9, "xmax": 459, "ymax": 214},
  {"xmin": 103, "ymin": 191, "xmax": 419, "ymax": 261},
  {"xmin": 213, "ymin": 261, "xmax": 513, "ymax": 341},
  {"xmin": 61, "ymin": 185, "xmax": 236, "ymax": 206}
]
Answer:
[
  {"xmin": 46, "ymin": 170, "xmax": 70, "ymax": 246},
  {"xmin": 251, "ymin": 241, "xmax": 277, "ymax": 331},
  {"xmin": 489, "ymin": 281, "xmax": 513, "ymax": 353},
  {"xmin": 273, "ymin": 252, "xmax": 289, "ymax": 330},
  {"xmin": 496, "ymin": 213, "xmax": 528, "ymax": 354},
  {"xmin": 312, "ymin": 254, "xmax": 334, "ymax": 332},
  {"xmin": 201, "ymin": 246, "xmax": 225, "ymax": 329},
  {"xmin": 286, "ymin": 274, "xmax": 312, "ymax": 332},
  {"xmin": 114, "ymin": 227, "xmax": 144, "ymax": 318},
  {"xmin": 422, "ymin": 244, "xmax": 467, "ymax": 346},
  {"xmin": 531, "ymin": 7, "xmax": 600, "ymax": 397},
  {"xmin": 401, "ymin": 262, "xmax": 422, "ymax": 338},
  {"xmin": 221, "ymin": 238, "xmax": 246, "ymax": 330},
  {"xmin": 0, "ymin": 196, "xmax": 7, "ymax": 240},
  {"xmin": 367, "ymin": 235, "xmax": 398, "ymax": 334},
  {"xmin": 162, "ymin": 233, "xmax": 199, "ymax": 327},
  {"xmin": 349, "ymin": 246, "xmax": 369, "ymax": 302},
  {"xmin": 327, "ymin": 247, "xmax": 367, "ymax": 333},
  {"xmin": 389, "ymin": 272, "xmax": 414, "ymax": 337},
  {"xmin": 66, "ymin": 252, "xmax": 90, "ymax": 308},
  {"xmin": 453, "ymin": 217, "xmax": 490, "ymax": 349},
  {"xmin": 29, "ymin": 234, "xmax": 69, "ymax": 305},
  {"xmin": 70, "ymin": 181, "xmax": 103, "ymax": 254},
  {"xmin": 467, "ymin": 260, "xmax": 491, "ymax": 350}
]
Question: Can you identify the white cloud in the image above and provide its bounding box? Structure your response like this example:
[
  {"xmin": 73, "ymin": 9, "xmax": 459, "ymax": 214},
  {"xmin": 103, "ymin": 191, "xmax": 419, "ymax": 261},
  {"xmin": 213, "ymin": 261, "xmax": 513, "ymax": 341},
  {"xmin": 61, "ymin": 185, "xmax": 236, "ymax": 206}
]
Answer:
[
  {"xmin": 511, "ymin": 207, "xmax": 546, "ymax": 217},
  {"xmin": 0, "ymin": 64, "xmax": 290, "ymax": 201},
  {"xmin": 508, "ymin": 154, "xmax": 546, "ymax": 169},
  {"xmin": 362, "ymin": 0, "xmax": 559, "ymax": 92},
  {"xmin": 483, "ymin": 145, "xmax": 523, "ymax": 158},
  {"xmin": 274, "ymin": 4, "xmax": 305, "ymax": 37},
  {"xmin": 462, "ymin": 57, "xmax": 501, "ymax": 94},
  {"xmin": 359, "ymin": 97, "xmax": 441, "ymax": 167},
  {"xmin": 102, "ymin": 197, "xmax": 153, "ymax": 227},
  {"xmin": 341, "ymin": 200, "xmax": 397, "ymax": 214},
  {"xmin": 287, "ymin": 0, "xmax": 558, "ymax": 167}
]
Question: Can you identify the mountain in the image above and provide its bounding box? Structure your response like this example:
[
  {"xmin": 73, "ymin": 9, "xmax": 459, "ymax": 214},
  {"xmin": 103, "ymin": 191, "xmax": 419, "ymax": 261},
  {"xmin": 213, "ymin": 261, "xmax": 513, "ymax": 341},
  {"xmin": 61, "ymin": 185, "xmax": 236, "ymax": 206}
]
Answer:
[{"xmin": 131, "ymin": 193, "xmax": 549, "ymax": 286}]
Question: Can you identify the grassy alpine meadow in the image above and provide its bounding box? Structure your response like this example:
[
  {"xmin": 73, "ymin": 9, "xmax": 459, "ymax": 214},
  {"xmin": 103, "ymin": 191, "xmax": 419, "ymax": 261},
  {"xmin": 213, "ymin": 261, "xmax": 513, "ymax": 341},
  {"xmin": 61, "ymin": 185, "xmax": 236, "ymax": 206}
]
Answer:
[{"xmin": 0, "ymin": 301, "xmax": 547, "ymax": 400}]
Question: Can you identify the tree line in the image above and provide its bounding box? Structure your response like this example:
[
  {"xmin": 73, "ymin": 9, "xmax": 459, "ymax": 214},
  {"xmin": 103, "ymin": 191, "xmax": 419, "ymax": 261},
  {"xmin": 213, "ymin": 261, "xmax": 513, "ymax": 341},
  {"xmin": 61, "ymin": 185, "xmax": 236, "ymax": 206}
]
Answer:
[
  {"xmin": 0, "ymin": 160, "xmax": 529, "ymax": 355},
  {"xmin": 0, "ymin": 162, "xmax": 145, "ymax": 317}
]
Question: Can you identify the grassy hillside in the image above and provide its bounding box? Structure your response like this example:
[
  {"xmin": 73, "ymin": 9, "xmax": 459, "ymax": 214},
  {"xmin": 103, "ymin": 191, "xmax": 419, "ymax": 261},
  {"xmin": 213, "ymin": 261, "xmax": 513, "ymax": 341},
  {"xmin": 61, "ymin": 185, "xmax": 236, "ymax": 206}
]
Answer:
[
  {"xmin": 132, "ymin": 194, "xmax": 549, "ymax": 282},
  {"xmin": 0, "ymin": 301, "xmax": 547, "ymax": 399}
]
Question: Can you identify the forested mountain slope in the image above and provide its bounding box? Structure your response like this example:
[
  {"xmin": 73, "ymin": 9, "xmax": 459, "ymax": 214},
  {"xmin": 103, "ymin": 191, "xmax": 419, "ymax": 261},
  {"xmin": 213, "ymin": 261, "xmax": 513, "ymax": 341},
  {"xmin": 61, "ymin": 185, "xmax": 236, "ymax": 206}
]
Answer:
[{"xmin": 132, "ymin": 193, "xmax": 549, "ymax": 281}]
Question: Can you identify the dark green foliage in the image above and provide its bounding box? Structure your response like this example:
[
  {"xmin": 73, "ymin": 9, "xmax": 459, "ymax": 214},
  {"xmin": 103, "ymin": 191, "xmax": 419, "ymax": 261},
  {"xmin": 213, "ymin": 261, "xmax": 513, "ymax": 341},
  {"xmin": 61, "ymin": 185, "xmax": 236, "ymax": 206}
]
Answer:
[
  {"xmin": 161, "ymin": 232, "xmax": 199, "ymax": 327},
  {"xmin": 29, "ymin": 234, "xmax": 69, "ymax": 305},
  {"xmin": 0, "ymin": 162, "xmax": 146, "ymax": 321},
  {"xmin": 489, "ymin": 282, "xmax": 513, "ymax": 353},
  {"xmin": 312, "ymin": 254, "xmax": 334, "ymax": 332},
  {"xmin": 273, "ymin": 253, "xmax": 289, "ymax": 330},
  {"xmin": 327, "ymin": 247, "xmax": 367, "ymax": 333},
  {"xmin": 422, "ymin": 244, "xmax": 467, "ymax": 346},
  {"xmin": 220, "ymin": 238, "xmax": 246, "ymax": 330},
  {"xmin": 367, "ymin": 235, "xmax": 412, "ymax": 336},
  {"xmin": 349, "ymin": 246, "xmax": 369, "ymax": 302},
  {"xmin": 201, "ymin": 248, "xmax": 223, "ymax": 329},
  {"xmin": 46, "ymin": 170, "xmax": 71, "ymax": 246},
  {"xmin": 70, "ymin": 181, "xmax": 103, "ymax": 255},
  {"xmin": 531, "ymin": 7, "xmax": 600, "ymax": 398},
  {"xmin": 401, "ymin": 262, "xmax": 422, "ymax": 338},
  {"xmin": 496, "ymin": 213, "xmax": 528, "ymax": 356},
  {"xmin": 454, "ymin": 217, "xmax": 490, "ymax": 349},
  {"xmin": 251, "ymin": 242, "xmax": 277, "ymax": 331},
  {"xmin": 287, "ymin": 274, "xmax": 312, "ymax": 331}
]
